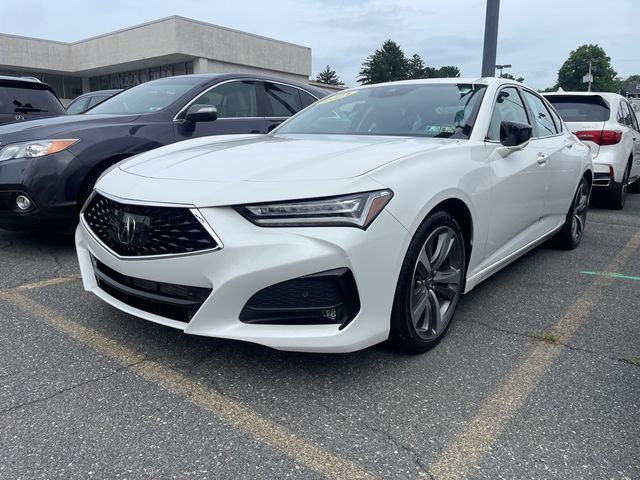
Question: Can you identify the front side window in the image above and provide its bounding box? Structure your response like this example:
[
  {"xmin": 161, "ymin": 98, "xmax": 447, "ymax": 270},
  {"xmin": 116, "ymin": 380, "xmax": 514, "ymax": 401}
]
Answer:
[
  {"xmin": 277, "ymin": 83, "xmax": 486, "ymax": 139},
  {"xmin": 190, "ymin": 81, "xmax": 257, "ymax": 118},
  {"xmin": 522, "ymin": 90, "xmax": 558, "ymax": 137},
  {"xmin": 487, "ymin": 87, "xmax": 529, "ymax": 141}
]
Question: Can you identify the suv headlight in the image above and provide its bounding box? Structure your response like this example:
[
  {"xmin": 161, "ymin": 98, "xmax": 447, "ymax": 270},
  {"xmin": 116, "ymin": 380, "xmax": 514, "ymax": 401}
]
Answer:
[
  {"xmin": 0, "ymin": 139, "xmax": 79, "ymax": 162},
  {"xmin": 234, "ymin": 190, "xmax": 393, "ymax": 229}
]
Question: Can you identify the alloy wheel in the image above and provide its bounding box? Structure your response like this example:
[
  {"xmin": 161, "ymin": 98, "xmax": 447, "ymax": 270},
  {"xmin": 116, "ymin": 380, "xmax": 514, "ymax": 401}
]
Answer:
[
  {"xmin": 410, "ymin": 226, "xmax": 463, "ymax": 340},
  {"xmin": 571, "ymin": 180, "xmax": 589, "ymax": 242}
]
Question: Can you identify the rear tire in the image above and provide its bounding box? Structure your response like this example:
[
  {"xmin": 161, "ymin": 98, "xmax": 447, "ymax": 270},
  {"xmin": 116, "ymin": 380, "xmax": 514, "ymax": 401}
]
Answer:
[
  {"xmin": 390, "ymin": 210, "xmax": 465, "ymax": 354},
  {"xmin": 608, "ymin": 162, "xmax": 630, "ymax": 210},
  {"xmin": 553, "ymin": 176, "xmax": 589, "ymax": 250}
]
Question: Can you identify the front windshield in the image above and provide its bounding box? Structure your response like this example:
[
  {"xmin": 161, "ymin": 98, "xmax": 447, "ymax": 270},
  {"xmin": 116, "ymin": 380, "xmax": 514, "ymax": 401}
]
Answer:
[
  {"xmin": 86, "ymin": 78, "xmax": 199, "ymax": 115},
  {"xmin": 277, "ymin": 83, "xmax": 486, "ymax": 139}
]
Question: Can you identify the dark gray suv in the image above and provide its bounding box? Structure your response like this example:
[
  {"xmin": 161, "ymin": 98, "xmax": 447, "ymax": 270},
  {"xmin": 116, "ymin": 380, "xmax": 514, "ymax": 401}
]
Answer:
[{"xmin": 0, "ymin": 76, "xmax": 65, "ymax": 125}]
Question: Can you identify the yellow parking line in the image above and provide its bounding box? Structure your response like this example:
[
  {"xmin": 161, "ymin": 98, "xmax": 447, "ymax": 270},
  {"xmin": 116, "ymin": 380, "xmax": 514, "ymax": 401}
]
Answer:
[
  {"xmin": 14, "ymin": 275, "xmax": 81, "ymax": 291},
  {"xmin": 0, "ymin": 289, "xmax": 375, "ymax": 480},
  {"xmin": 429, "ymin": 231, "xmax": 640, "ymax": 479}
]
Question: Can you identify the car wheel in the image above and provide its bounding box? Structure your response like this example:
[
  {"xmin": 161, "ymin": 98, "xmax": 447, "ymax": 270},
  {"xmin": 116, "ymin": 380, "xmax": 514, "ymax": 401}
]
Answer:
[
  {"xmin": 390, "ymin": 210, "xmax": 465, "ymax": 354},
  {"xmin": 609, "ymin": 162, "xmax": 630, "ymax": 210},
  {"xmin": 553, "ymin": 176, "xmax": 589, "ymax": 250}
]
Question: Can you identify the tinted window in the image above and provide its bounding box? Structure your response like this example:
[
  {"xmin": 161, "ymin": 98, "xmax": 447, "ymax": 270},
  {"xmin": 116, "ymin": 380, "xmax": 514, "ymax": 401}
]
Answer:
[
  {"xmin": 546, "ymin": 102, "xmax": 563, "ymax": 133},
  {"xmin": 265, "ymin": 83, "xmax": 301, "ymax": 117},
  {"xmin": 300, "ymin": 91, "xmax": 318, "ymax": 108},
  {"xmin": 191, "ymin": 81, "xmax": 257, "ymax": 118},
  {"xmin": 627, "ymin": 103, "xmax": 640, "ymax": 131},
  {"xmin": 278, "ymin": 83, "xmax": 486, "ymax": 139},
  {"xmin": 66, "ymin": 97, "xmax": 90, "ymax": 114},
  {"xmin": 87, "ymin": 95, "xmax": 110, "ymax": 108},
  {"xmin": 620, "ymin": 101, "xmax": 637, "ymax": 130},
  {"xmin": 0, "ymin": 85, "xmax": 65, "ymax": 115},
  {"xmin": 545, "ymin": 95, "xmax": 610, "ymax": 122},
  {"xmin": 88, "ymin": 78, "xmax": 200, "ymax": 115},
  {"xmin": 522, "ymin": 90, "xmax": 558, "ymax": 136},
  {"xmin": 487, "ymin": 87, "xmax": 529, "ymax": 141}
]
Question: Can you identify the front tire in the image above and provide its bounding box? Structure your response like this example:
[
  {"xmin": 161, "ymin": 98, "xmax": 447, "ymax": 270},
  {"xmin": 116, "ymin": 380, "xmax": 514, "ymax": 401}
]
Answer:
[
  {"xmin": 553, "ymin": 176, "xmax": 589, "ymax": 250},
  {"xmin": 390, "ymin": 211, "xmax": 465, "ymax": 354}
]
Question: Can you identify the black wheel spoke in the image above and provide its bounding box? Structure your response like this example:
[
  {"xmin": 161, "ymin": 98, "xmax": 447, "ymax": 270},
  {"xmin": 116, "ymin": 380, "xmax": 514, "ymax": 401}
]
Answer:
[{"xmin": 433, "ymin": 268, "xmax": 461, "ymax": 285}]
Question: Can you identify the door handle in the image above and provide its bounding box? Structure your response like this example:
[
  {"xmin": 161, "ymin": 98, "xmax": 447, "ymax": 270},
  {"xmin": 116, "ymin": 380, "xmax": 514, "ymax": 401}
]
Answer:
[{"xmin": 536, "ymin": 153, "xmax": 549, "ymax": 165}]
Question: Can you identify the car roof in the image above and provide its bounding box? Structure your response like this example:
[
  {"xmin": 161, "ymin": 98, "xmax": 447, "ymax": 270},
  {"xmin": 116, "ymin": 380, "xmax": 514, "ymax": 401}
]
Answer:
[
  {"xmin": 0, "ymin": 75, "xmax": 42, "ymax": 84},
  {"xmin": 151, "ymin": 73, "xmax": 328, "ymax": 97},
  {"xmin": 543, "ymin": 91, "xmax": 623, "ymax": 101},
  {"xmin": 345, "ymin": 77, "xmax": 525, "ymax": 90}
]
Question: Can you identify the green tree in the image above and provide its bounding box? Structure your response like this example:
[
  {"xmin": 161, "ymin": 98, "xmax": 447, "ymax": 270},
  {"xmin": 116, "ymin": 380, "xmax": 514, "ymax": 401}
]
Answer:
[
  {"xmin": 555, "ymin": 44, "xmax": 618, "ymax": 92},
  {"xmin": 358, "ymin": 40, "xmax": 409, "ymax": 85},
  {"xmin": 314, "ymin": 65, "xmax": 344, "ymax": 86},
  {"xmin": 407, "ymin": 54, "xmax": 427, "ymax": 79},
  {"xmin": 437, "ymin": 66, "xmax": 461, "ymax": 78},
  {"xmin": 500, "ymin": 72, "xmax": 525, "ymax": 83}
]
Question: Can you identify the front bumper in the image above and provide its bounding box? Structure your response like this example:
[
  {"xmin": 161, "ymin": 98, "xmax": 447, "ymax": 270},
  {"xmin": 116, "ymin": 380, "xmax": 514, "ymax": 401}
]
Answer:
[
  {"xmin": 76, "ymin": 204, "xmax": 410, "ymax": 353},
  {"xmin": 0, "ymin": 151, "xmax": 85, "ymax": 231}
]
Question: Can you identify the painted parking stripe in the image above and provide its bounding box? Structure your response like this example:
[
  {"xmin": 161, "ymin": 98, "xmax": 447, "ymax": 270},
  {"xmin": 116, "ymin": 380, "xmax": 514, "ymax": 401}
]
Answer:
[
  {"xmin": 0, "ymin": 290, "xmax": 375, "ymax": 480},
  {"xmin": 14, "ymin": 275, "xmax": 81, "ymax": 291},
  {"xmin": 581, "ymin": 271, "xmax": 640, "ymax": 282},
  {"xmin": 429, "ymin": 231, "xmax": 640, "ymax": 479}
]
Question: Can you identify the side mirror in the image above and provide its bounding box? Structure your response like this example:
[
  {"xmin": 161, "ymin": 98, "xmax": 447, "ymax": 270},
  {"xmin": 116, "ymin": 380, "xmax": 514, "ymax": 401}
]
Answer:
[
  {"xmin": 185, "ymin": 104, "xmax": 218, "ymax": 123},
  {"xmin": 500, "ymin": 121, "xmax": 532, "ymax": 149}
]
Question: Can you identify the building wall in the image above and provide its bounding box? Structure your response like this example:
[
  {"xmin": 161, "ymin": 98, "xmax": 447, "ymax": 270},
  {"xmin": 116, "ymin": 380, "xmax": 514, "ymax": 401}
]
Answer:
[{"xmin": 0, "ymin": 16, "xmax": 312, "ymax": 101}]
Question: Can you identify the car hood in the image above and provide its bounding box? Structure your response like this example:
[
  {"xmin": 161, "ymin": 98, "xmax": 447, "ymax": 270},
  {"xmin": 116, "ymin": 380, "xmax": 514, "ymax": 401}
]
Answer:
[
  {"xmin": 0, "ymin": 113, "xmax": 141, "ymax": 143},
  {"xmin": 99, "ymin": 133, "xmax": 462, "ymax": 206}
]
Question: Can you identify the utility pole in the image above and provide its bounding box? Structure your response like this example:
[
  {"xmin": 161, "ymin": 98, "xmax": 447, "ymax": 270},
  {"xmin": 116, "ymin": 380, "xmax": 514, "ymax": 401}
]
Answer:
[
  {"xmin": 587, "ymin": 61, "xmax": 592, "ymax": 92},
  {"xmin": 481, "ymin": 0, "xmax": 500, "ymax": 77}
]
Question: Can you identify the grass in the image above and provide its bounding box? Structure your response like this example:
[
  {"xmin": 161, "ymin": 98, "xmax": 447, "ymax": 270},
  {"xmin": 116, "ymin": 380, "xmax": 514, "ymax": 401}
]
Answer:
[
  {"xmin": 540, "ymin": 332, "xmax": 559, "ymax": 345},
  {"xmin": 627, "ymin": 356, "xmax": 640, "ymax": 366}
]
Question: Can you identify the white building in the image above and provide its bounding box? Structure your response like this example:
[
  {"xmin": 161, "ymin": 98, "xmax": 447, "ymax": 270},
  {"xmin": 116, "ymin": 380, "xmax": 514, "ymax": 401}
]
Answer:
[{"xmin": 0, "ymin": 16, "xmax": 312, "ymax": 103}]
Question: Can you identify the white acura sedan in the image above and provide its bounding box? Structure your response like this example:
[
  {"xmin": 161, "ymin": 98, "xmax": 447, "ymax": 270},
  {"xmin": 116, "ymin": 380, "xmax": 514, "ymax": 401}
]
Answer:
[{"xmin": 76, "ymin": 78, "xmax": 592, "ymax": 354}]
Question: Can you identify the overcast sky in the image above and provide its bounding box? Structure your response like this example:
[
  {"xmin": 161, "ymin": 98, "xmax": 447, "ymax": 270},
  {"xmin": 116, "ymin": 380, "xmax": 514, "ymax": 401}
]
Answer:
[{"xmin": 2, "ymin": 0, "xmax": 638, "ymax": 89}]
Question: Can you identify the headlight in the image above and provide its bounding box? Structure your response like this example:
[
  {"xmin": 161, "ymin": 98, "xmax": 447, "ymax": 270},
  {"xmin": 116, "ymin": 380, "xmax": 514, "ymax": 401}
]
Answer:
[
  {"xmin": 0, "ymin": 139, "xmax": 79, "ymax": 162},
  {"xmin": 234, "ymin": 190, "xmax": 393, "ymax": 229}
]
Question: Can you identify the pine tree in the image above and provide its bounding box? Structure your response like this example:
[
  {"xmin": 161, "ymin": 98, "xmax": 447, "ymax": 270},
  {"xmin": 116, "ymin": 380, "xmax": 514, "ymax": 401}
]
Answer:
[
  {"xmin": 357, "ymin": 40, "xmax": 409, "ymax": 85},
  {"xmin": 314, "ymin": 65, "xmax": 344, "ymax": 86}
]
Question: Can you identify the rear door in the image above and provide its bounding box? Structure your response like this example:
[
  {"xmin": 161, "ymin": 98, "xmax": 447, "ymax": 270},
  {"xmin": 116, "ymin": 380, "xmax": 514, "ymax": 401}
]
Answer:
[{"xmin": 521, "ymin": 89, "xmax": 577, "ymax": 225}]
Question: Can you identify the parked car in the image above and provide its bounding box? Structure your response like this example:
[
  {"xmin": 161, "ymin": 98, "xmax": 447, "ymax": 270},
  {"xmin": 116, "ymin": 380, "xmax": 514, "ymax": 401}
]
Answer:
[
  {"xmin": 544, "ymin": 91, "xmax": 640, "ymax": 209},
  {"xmin": 0, "ymin": 73, "xmax": 327, "ymax": 231},
  {"xmin": 76, "ymin": 78, "xmax": 592, "ymax": 354},
  {"xmin": 66, "ymin": 89, "xmax": 122, "ymax": 114},
  {"xmin": 0, "ymin": 76, "xmax": 65, "ymax": 125}
]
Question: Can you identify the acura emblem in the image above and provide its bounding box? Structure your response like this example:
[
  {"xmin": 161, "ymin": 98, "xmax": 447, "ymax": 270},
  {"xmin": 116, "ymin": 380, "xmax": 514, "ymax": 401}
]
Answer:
[
  {"xmin": 117, "ymin": 214, "xmax": 137, "ymax": 245},
  {"xmin": 15, "ymin": 115, "xmax": 24, "ymax": 121}
]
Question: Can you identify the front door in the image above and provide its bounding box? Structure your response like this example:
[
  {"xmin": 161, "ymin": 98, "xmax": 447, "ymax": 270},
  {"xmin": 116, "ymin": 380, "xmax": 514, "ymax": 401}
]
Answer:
[{"xmin": 174, "ymin": 80, "xmax": 267, "ymax": 140}]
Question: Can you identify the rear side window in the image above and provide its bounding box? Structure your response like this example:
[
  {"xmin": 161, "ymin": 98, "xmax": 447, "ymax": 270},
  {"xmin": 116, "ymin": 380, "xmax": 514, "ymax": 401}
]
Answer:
[
  {"xmin": 264, "ymin": 83, "xmax": 302, "ymax": 117},
  {"xmin": 545, "ymin": 95, "xmax": 610, "ymax": 122},
  {"xmin": 0, "ymin": 85, "xmax": 65, "ymax": 115},
  {"xmin": 66, "ymin": 97, "xmax": 90, "ymax": 114},
  {"xmin": 522, "ymin": 91, "xmax": 558, "ymax": 136},
  {"xmin": 300, "ymin": 90, "xmax": 318, "ymax": 109}
]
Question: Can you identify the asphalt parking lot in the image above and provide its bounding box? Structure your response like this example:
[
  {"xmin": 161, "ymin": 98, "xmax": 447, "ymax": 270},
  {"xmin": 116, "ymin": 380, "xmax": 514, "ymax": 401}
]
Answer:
[{"xmin": 1, "ymin": 194, "xmax": 639, "ymax": 480}]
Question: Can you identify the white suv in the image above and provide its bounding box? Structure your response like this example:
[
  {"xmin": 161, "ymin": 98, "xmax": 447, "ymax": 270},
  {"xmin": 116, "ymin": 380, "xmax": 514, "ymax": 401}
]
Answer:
[{"xmin": 544, "ymin": 92, "xmax": 640, "ymax": 209}]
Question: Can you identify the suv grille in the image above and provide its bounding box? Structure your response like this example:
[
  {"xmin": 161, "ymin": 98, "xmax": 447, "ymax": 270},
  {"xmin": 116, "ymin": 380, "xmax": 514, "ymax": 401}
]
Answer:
[{"xmin": 83, "ymin": 193, "xmax": 218, "ymax": 257}]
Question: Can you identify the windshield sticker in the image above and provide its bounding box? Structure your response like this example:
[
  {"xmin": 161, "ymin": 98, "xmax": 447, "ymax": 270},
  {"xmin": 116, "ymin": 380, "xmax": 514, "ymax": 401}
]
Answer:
[
  {"xmin": 318, "ymin": 91, "xmax": 358, "ymax": 104},
  {"xmin": 425, "ymin": 125, "xmax": 456, "ymax": 134}
]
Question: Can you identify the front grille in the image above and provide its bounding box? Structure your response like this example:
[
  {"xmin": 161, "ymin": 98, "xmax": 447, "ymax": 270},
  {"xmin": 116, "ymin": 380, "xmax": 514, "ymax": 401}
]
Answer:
[
  {"xmin": 94, "ymin": 258, "xmax": 211, "ymax": 322},
  {"xmin": 83, "ymin": 193, "xmax": 218, "ymax": 257}
]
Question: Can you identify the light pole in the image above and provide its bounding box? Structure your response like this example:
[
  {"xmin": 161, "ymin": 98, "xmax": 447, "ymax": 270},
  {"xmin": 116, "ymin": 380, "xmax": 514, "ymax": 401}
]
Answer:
[
  {"xmin": 496, "ymin": 64, "xmax": 512, "ymax": 77},
  {"xmin": 481, "ymin": 0, "xmax": 500, "ymax": 77}
]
